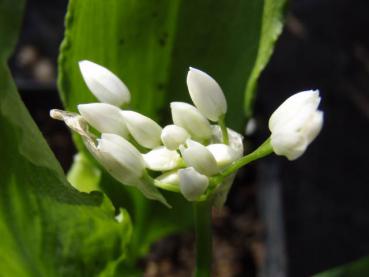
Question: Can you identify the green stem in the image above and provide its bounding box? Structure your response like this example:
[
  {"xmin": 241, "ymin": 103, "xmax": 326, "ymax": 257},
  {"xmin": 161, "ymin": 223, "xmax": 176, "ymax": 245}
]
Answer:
[
  {"xmin": 221, "ymin": 138, "xmax": 273, "ymax": 178},
  {"xmin": 193, "ymin": 200, "xmax": 213, "ymax": 277},
  {"xmin": 218, "ymin": 115, "xmax": 229, "ymax": 145}
]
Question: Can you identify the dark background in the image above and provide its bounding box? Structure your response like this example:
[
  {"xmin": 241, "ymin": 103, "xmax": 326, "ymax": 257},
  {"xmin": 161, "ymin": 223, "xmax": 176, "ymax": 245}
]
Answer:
[{"xmin": 10, "ymin": 0, "xmax": 369, "ymax": 276}]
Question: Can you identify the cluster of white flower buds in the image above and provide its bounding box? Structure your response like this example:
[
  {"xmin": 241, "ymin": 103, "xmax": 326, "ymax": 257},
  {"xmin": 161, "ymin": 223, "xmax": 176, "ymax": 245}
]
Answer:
[{"xmin": 51, "ymin": 60, "xmax": 323, "ymax": 206}]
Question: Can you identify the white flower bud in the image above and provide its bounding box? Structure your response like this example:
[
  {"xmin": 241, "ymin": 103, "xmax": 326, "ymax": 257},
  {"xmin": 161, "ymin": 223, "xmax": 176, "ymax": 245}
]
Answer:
[
  {"xmin": 161, "ymin": 124, "xmax": 190, "ymax": 150},
  {"xmin": 79, "ymin": 60, "xmax": 130, "ymax": 106},
  {"xmin": 187, "ymin": 67, "xmax": 227, "ymax": 121},
  {"xmin": 206, "ymin": 144, "xmax": 241, "ymax": 169},
  {"xmin": 77, "ymin": 103, "xmax": 128, "ymax": 137},
  {"xmin": 178, "ymin": 167, "xmax": 209, "ymax": 201},
  {"xmin": 269, "ymin": 90, "xmax": 323, "ymax": 160},
  {"xmin": 143, "ymin": 146, "xmax": 181, "ymax": 171},
  {"xmin": 121, "ymin": 111, "xmax": 162, "ymax": 149},
  {"xmin": 211, "ymin": 125, "xmax": 244, "ymax": 158},
  {"xmin": 96, "ymin": 133, "xmax": 145, "ymax": 185},
  {"xmin": 156, "ymin": 171, "xmax": 179, "ymax": 185},
  {"xmin": 180, "ymin": 140, "xmax": 219, "ymax": 176},
  {"xmin": 170, "ymin": 102, "xmax": 212, "ymax": 141}
]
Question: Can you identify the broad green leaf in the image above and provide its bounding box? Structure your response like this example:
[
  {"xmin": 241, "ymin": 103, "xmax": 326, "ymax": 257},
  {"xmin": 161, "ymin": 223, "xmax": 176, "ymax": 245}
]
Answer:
[
  {"xmin": 314, "ymin": 256, "xmax": 369, "ymax": 277},
  {"xmin": 0, "ymin": 1, "xmax": 132, "ymax": 276}
]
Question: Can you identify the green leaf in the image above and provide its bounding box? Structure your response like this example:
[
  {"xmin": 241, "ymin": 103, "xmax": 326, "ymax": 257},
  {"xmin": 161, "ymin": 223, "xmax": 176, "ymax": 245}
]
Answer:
[
  {"xmin": 0, "ymin": 2, "xmax": 132, "ymax": 276},
  {"xmin": 244, "ymin": 0, "xmax": 287, "ymax": 120},
  {"xmin": 314, "ymin": 256, "xmax": 369, "ymax": 277}
]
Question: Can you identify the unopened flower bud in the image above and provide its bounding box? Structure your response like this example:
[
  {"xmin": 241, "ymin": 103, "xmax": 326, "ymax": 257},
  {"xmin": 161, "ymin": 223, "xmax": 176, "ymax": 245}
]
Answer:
[
  {"xmin": 77, "ymin": 103, "xmax": 128, "ymax": 137},
  {"xmin": 121, "ymin": 111, "xmax": 162, "ymax": 149},
  {"xmin": 187, "ymin": 67, "xmax": 227, "ymax": 121},
  {"xmin": 156, "ymin": 171, "xmax": 180, "ymax": 185},
  {"xmin": 269, "ymin": 90, "xmax": 323, "ymax": 160},
  {"xmin": 97, "ymin": 133, "xmax": 145, "ymax": 185},
  {"xmin": 206, "ymin": 144, "xmax": 241, "ymax": 169},
  {"xmin": 178, "ymin": 167, "xmax": 209, "ymax": 201},
  {"xmin": 79, "ymin": 60, "xmax": 130, "ymax": 106},
  {"xmin": 161, "ymin": 124, "xmax": 190, "ymax": 150},
  {"xmin": 180, "ymin": 140, "xmax": 219, "ymax": 176},
  {"xmin": 170, "ymin": 102, "xmax": 212, "ymax": 142},
  {"xmin": 143, "ymin": 146, "xmax": 181, "ymax": 171}
]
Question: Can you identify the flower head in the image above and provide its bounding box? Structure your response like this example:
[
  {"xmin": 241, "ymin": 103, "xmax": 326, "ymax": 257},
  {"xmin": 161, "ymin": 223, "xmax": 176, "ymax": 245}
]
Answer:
[{"xmin": 269, "ymin": 90, "xmax": 323, "ymax": 160}]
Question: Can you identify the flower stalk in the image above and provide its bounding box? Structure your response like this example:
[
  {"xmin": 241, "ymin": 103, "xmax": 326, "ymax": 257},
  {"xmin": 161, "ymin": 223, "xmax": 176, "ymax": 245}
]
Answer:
[{"xmin": 193, "ymin": 200, "xmax": 213, "ymax": 277}]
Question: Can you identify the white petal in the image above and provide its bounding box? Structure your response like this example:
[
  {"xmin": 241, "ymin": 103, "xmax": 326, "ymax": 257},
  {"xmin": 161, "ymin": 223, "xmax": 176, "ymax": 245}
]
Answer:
[
  {"xmin": 271, "ymin": 131, "xmax": 307, "ymax": 160},
  {"xmin": 268, "ymin": 90, "xmax": 323, "ymax": 160},
  {"xmin": 187, "ymin": 67, "xmax": 227, "ymax": 121},
  {"xmin": 180, "ymin": 140, "xmax": 219, "ymax": 176},
  {"xmin": 161, "ymin": 124, "xmax": 190, "ymax": 150},
  {"xmin": 269, "ymin": 90, "xmax": 320, "ymax": 132},
  {"xmin": 78, "ymin": 103, "xmax": 128, "ymax": 137},
  {"xmin": 211, "ymin": 125, "xmax": 244, "ymax": 158},
  {"xmin": 79, "ymin": 60, "xmax": 130, "ymax": 106},
  {"xmin": 170, "ymin": 102, "xmax": 212, "ymax": 141},
  {"xmin": 303, "ymin": 111, "xmax": 324, "ymax": 143},
  {"xmin": 143, "ymin": 146, "xmax": 181, "ymax": 171},
  {"xmin": 121, "ymin": 111, "xmax": 162, "ymax": 149},
  {"xmin": 206, "ymin": 144, "xmax": 240, "ymax": 169},
  {"xmin": 97, "ymin": 133, "xmax": 145, "ymax": 184},
  {"xmin": 178, "ymin": 167, "xmax": 209, "ymax": 201}
]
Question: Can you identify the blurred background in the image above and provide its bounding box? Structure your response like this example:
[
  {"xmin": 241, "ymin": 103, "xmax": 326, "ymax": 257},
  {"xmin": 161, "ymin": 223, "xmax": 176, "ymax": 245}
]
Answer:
[{"xmin": 9, "ymin": 0, "xmax": 369, "ymax": 276}]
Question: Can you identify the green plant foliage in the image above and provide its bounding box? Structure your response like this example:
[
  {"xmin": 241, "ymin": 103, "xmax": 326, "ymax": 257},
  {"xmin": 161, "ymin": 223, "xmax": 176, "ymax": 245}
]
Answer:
[
  {"xmin": 57, "ymin": 0, "xmax": 286, "ymax": 264},
  {"xmin": 314, "ymin": 256, "xmax": 369, "ymax": 277},
  {"xmin": 58, "ymin": 0, "xmax": 286, "ymax": 131},
  {"xmin": 0, "ymin": 1, "xmax": 132, "ymax": 276},
  {"xmin": 244, "ymin": 0, "xmax": 287, "ymax": 120}
]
